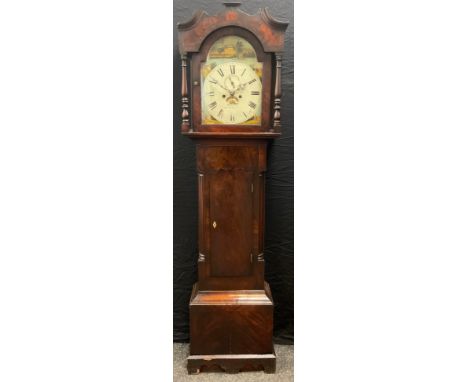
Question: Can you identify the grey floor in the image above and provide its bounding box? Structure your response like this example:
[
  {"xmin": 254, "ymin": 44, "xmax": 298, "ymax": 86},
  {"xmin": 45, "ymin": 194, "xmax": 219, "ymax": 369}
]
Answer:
[{"xmin": 173, "ymin": 343, "xmax": 293, "ymax": 382}]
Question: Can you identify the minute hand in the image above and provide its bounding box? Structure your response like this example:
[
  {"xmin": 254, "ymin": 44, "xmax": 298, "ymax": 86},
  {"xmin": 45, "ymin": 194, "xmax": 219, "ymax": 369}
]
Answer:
[
  {"xmin": 215, "ymin": 82, "xmax": 235, "ymax": 95},
  {"xmin": 236, "ymin": 81, "xmax": 255, "ymax": 92}
]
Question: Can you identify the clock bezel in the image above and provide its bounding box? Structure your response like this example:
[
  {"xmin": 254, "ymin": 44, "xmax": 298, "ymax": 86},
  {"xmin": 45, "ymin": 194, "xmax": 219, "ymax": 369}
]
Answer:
[{"xmin": 191, "ymin": 26, "xmax": 272, "ymax": 133}]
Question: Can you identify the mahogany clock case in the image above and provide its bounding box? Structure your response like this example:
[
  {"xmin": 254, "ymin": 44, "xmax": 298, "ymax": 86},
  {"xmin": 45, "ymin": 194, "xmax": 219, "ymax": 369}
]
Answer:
[{"xmin": 173, "ymin": 0, "xmax": 294, "ymax": 345}]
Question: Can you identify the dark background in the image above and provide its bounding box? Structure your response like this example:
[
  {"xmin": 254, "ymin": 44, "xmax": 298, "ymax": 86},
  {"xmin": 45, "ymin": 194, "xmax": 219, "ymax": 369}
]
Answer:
[{"xmin": 173, "ymin": 0, "xmax": 294, "ymax": 344}]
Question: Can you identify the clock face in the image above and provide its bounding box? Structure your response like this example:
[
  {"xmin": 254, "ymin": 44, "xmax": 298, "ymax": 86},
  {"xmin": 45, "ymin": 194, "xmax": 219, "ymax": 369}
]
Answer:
[
  {"xmin": 202, "ymin": 61, "xmax": 262, "ymax": 125},
  {"xmin": 201, "ymin": 35, "xmax": 263, "ymax": 126}
]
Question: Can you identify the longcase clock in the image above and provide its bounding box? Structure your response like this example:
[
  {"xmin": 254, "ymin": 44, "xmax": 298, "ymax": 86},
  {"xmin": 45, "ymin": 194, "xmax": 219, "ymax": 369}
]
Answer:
[{"xmin": 177, "ymin": 2, "xmax": 288, "ymax": 374}]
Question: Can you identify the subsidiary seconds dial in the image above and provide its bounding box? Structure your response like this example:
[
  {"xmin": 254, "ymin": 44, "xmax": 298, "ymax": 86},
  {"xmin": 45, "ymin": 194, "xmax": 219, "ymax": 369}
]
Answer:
[{"xmin": 203, "ymin": 61, "xmax": 262, "ymax": 124}]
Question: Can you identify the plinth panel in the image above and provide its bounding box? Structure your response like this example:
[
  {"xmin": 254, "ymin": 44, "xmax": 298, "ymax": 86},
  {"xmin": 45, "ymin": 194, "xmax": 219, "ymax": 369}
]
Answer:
[{"xmin": 188, "ymin": 282, "xmax": 275, "ymax": 373}]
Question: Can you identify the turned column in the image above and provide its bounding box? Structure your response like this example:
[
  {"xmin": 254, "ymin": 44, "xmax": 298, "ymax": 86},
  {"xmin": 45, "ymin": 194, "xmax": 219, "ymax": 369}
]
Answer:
[
  {"xmin": 273, "ymin": 53, "xmax": 282, "ymax": 132},
  {"xmin": 181, "ymin": 54, "xmax": 190, "ymax": 132}
]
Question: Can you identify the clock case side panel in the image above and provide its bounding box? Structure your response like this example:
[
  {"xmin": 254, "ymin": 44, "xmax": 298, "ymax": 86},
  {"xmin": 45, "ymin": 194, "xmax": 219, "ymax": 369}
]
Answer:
[
  {"xmin": 196, "ymin": 139, "xmax": 267, "ymax": 291},
  {"xmin": 191, "ymin": 27, "xmax": 273, "ymax": 134}
]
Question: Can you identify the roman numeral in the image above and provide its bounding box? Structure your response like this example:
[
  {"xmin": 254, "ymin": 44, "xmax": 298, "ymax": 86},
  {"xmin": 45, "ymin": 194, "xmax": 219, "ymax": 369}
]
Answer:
[
  {"xmin": 209, "ymin": 79, "xmax": 217, "ymax": 84},
  {"xmin": 248, "ymin": 101, "xmax": 256, "ymax": 109},
  {"xmin": 241, "ymin": 68, "xmax": 246, "ymax": 77},
  {"xmin": 218, "ymin": 109, "xmax": 224, "ymax": 117},
  {"xmin": 230, "ymin": 114, "xmax": 235, "ymax": 122},
  {"xmin": 207, "ymin": 91, "xmax": 215, "ymax": 96},
  {"xmin": 243, "ymin": 112, "xmax": 248, "ymax": 118},
  {"xmin": 251, "ymin": 91, "xmax": 260, "ymax": 95},
  {"xmin": 230, "ymin": 65, "xmax": 235, "ymax": 74},
  {"xmin": 208, "ymin": 101, "xmax": 217, "ymax": 110},
  {"xmin": 248, "ymin": 78, "xmax": 257, "ymax": 85},
  {"xmin": 217, "ymin": 68, "xmax": 224, "ymax": 77}
]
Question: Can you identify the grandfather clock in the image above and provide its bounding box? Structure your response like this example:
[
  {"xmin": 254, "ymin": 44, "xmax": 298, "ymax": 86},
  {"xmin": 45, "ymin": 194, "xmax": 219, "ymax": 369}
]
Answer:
[{"xmin": 177, "ymin": 2, "xmax": 288, "ymax": 374}]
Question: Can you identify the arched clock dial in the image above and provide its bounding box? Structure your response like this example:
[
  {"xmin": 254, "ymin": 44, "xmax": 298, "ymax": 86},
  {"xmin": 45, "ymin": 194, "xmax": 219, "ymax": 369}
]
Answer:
[{"xmin": 202, "ymin": 61, "xmax": 262, "ymax": 125}]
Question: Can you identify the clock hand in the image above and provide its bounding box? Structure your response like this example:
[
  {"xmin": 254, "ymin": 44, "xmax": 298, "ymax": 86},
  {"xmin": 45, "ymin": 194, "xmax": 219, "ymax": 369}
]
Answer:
[
  {"xmin": 233, "ymin": 81, "xmax": 251, "ymax": 94},
  {"xmin": 214, "ymin": 82, "xmax": 234, "ymax": 95},
  {"xmin": 238, "ymin": 82, "xmax": 250, "ymax": 90}
]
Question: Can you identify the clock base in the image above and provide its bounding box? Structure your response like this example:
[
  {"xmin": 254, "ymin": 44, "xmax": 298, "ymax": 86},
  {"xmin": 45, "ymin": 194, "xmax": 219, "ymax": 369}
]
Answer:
[
  {"xmin": 188, "ymin": 282, "xmax": 275, "ymax": 374},
  {"xmin": 187, "ymin": 352, "xmax": 276, "ymax": 374}
]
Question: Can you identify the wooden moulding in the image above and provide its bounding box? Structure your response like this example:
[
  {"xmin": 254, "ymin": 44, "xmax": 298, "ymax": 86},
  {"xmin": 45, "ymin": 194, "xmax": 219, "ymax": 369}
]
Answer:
[
  {"xmin": 177, "ymin": 4, "xmax": 288, "ymax": 54},
  {"xmin": 190, "ymin": 284, "xmax": 273, "ymax": 306},
  {"xmin": 182, "ymin": 131, "xmax": 281, "ymax": 139},
  {"xmin": 187, "ymin": 353, "xmax": 276, "ymax": 374}
]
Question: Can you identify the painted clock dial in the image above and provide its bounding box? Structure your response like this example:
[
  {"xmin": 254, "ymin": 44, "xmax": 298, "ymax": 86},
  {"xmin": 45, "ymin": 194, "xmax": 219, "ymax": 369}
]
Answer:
[
  {"xmin": 201, "ymin": 35, "xmax": 263, "ymax": 126},
  {"xmin": 202, "ymin": 61, "xmax": 262, "ymax": 124}
]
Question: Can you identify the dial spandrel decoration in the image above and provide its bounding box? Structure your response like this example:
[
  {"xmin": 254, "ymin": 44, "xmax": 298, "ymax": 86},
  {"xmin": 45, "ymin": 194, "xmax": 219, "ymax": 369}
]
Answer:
[{"xmin": 201, "ymin": 36, "xmax": 263, "ymax": 125}]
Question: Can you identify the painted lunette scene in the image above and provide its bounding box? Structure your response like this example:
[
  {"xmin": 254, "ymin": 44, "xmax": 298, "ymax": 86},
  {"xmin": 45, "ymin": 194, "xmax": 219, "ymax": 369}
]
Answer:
[{"xmin": 201, "ymin": 35, "xmax": 263, "ymax": 125}]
